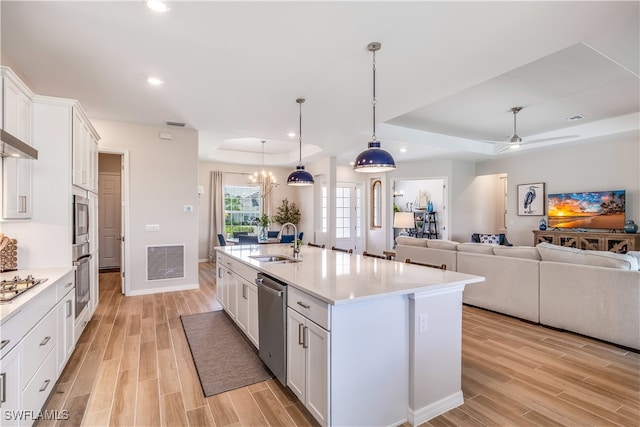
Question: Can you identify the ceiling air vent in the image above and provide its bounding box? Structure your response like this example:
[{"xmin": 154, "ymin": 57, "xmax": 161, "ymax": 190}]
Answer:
[
  {"xmin": 564, "ymin": 114, "xmax": 585, "ymax": 121},
  {"xmin": 166, "ymin": 121, "xmax": 186, "ymax": 127}
]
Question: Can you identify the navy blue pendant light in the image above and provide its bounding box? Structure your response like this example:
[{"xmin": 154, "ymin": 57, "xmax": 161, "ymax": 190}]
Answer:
[
  {"xmin": 287, "ymin": 98, "xmax": 315, "ymax": 186},
  {"xmin": 354, "ymin": 42, "xmax": 396, "ymax": 173}
]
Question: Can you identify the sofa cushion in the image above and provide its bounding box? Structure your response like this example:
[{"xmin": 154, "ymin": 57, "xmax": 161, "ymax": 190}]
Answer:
[
  {"xmin": 457, "ymin": 242, "xmax": 495, "ymax": 254},
  {"xmin": 537, "ymin": 242, "xmax": 638, "ymax": 271},
  {"xmin": 493, "ymin": 246, "xmax": 541, "ymax": 260},
  {"xmin": 626, "ymin": 251, "xmax": 640, "ymax": 271},
  {"xmin": 395, "ymin": 236, "xmax": 427, "ymax": 247},
  {"xmin": 426, "ymin": 239, "xmax": 459, "ymax": 251}
]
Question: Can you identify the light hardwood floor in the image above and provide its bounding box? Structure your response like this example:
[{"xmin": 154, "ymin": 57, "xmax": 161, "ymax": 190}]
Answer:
[{"xmin": 39, "ymin": 262, "xmax": 639, "ymax": 426}]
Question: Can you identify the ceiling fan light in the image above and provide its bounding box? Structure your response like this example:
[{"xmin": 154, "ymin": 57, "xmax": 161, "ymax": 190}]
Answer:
[
  {"xmin": 287, "ymin": 165, "xmax": 315, "ymax": 186},
  {"xmin": 510, "ymin": 144, "xmax": 521, "ymax": 149},
  {"xmin": 353, "ymin": 141, "xmax": 396, "ymax": 172}
]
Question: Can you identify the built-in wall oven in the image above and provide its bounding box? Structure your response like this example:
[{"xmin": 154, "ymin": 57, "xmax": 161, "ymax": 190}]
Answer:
[{"xmin": 73, "ymin": 195, "xmax": 91, "ymax": 319}]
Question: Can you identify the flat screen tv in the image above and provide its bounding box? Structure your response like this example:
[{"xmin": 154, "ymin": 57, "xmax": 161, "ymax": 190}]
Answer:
[{"xmin": 547, "ymin": 190, "xmax": 626, "ymax": 230}]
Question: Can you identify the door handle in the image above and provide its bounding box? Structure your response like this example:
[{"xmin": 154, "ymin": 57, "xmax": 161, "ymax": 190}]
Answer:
[
  {"xmin": 39, "ymin": 379, "xmax": 51, "ymax": 393},
  {"xmin": 302, "ymin": 326, "xmax": 309, "ymax": 349},
  {"xmin": 297, "ymin": 301, "xmax": 310, "ymax": 309},
  {"xmin": 67, "ymin": 299, "xmax": 73, "ymax": 318},
  {"xmin": 40, "ymin": 336, "xmax": 51, "ymax": 346},
  {"xmin": 0, "ymin": 372, "xmax": 5, "ymax": 403},
  {"xmin": 298, "ymin": 323, "xmax": 304, "ymax": 345},
  {"xmin": 0, "ymin": 340, "xmax": 9, "ymax": 351}
]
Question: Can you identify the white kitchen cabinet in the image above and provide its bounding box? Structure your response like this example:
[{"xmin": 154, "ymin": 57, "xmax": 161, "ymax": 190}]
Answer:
[
  {"xmin": 235, "ymin": 276, "xmax": 259, "ymax": 348},
  {"xmin": 0, "ymin": 268, "xmax": 75, "ymax": 426},
  {"xmin": 2, "ymin": 69, "xmax": 34, "ymax": 220},
  {"xmin": 72, "ymin": 107, "xmax": 99, "ymax": 193},
  {"xmin": 226, "ymin": 270, "xmax": 238, "ymax": 320},
  {"xmin": 56, "ymin": 274, "xmax": 75, "ymax": 374},
  {"xmin": 0, "ymin": 343, "xmax": 22, "ymax": 424},
  {"xmin": 286, "ymin": 307, "xmax": 330, "ymax": 427}
]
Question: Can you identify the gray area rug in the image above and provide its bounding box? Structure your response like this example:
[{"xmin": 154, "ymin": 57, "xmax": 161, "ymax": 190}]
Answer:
[{"xmin": 180, "ymin": 310, "xmax": 273, "ymax": 396}]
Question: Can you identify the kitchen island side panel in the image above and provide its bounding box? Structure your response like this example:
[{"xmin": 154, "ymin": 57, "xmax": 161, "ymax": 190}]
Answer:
[{"xmin": 331, "ymin": 294, "xmax": 409, "ymax": 426}]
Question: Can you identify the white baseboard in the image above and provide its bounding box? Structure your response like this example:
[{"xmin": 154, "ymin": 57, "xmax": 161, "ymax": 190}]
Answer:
[
  {"xmin": 126, "ymin": 283, "xmax": 199, "ymax": 296},
  {"xmin": 198, "ymin": 258, "xmax": 211, "ymax": 263},
  {"xmin": 408, "ymin": 391, "xmax": 464, "ymax": 425}
]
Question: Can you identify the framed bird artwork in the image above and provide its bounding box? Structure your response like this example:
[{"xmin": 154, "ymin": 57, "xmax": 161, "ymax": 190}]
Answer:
[{"xmin": 517, "ymin": 182, "xmax": 545, "ymax": 216}]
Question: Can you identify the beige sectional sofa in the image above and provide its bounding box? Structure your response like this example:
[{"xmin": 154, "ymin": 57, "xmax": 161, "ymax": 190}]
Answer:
[{"xmin": 395, "ymin": 237, "xmax": 640, "ymax": 350}]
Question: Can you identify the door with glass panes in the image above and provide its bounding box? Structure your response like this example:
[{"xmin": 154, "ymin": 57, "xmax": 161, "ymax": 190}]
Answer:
[{"xmin": 334, "ymin": 183, "xmax": 363, "ymax": 253}]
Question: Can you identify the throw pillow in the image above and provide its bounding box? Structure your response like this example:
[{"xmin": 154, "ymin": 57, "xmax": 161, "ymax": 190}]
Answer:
[{"xmin": 478, "ymin": 234, "xmax": 501, "ymax": 245}]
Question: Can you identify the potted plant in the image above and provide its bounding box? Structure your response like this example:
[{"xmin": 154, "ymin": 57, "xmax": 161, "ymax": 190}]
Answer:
[{"xmin": 272, "ymin": 198, "xmax": 301, "ymax": 239}]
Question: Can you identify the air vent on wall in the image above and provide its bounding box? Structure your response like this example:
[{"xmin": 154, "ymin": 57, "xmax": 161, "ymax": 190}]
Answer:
[
  {"xmin": 147, "ymin": 244, "xmax": 185, "ymax": 281},
  {"xmin": 564, "ymin": 114, "xmax": 585, "ymax": 121},
  {"xmin": 166, "ymin": 121, "xmax": 186, "ymax": 127}
]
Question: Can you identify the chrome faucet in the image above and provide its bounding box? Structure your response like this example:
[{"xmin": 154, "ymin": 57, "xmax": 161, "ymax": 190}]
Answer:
[{"xmin": 280, "ymin": 222, "xmax": 299, "ymax": 258}]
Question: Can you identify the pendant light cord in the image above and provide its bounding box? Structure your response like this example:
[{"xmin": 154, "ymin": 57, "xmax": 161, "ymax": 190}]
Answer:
[
  {"xmin": 372, "ymin": 48, "xmax": 377, "ymax": 142},
  {"xmin": 298, "ymin": 101, "xmax": 303, "ymax": 165}
]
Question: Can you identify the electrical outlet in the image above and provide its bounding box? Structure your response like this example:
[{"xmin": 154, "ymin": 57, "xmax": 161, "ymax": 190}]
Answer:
[
  {"xmin": 419, "ymin": 313, "xmax": 428, "ymax": 334},
  {"xmin": 146, "ymin": 224, "xmax": 160, "ymax": 232}
]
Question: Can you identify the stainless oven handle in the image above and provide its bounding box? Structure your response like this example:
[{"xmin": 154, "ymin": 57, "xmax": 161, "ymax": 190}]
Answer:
[{"xmin": 73, "ymin": 254, "xmax": 92, "ymax": 266}]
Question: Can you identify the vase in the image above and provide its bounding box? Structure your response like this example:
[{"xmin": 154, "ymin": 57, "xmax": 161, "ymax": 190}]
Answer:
[
  {"xmin": 259, "ymin": 226, "xmax": 268, "ymax": 241},
  {"xmin": 623, "ymin": 220, "xmax": 638, "ymax": 234},
  {"xmin": 539, "ymin": 219, "xmax": 547, "ymax": 230}
]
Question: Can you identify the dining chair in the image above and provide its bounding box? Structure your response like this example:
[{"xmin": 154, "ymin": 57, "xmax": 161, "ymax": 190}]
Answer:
[
  {"xmin": 331, "ymin": 246, "xmax": 353, "ymax": 254},
  {"xmin": 217, "ymin": 234, "xmax": 227, "ymax": 246},
  {"xmin": 308, "ymin": 242, "xmax": 325, "ymax": 249},
  {"xmin": 238, "ymin": 235, "xmax": 259, "ymax": 245},
  {"xmin": 405, "ymin": 258, "xmax": 446, "ymax": 270},
  {"xmin": 362, "ymin": 251, "xmax": 387, "ymax": 260},
  {"xmin": 280, "ymin": 235, "xmax": 295, "ymax": 243}
]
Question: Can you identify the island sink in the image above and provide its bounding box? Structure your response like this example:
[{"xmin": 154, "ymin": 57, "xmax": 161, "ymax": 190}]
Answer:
[{"xmin": 249, "ymin": 255, "xmax": 300, "ymax": 264}]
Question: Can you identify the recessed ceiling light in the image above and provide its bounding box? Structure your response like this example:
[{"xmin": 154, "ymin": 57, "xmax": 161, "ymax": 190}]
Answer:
[
  {"xmin": 564, "ymin": 114, "xmax": 585, "ymax": 121},
  {"xmin": 400, "ymin": 147, "xmax": 407, "ymax": 153},
  {"xmin": 147, "ymin": 76, "xmax": 164, "ymax": 86},
  {"xmin": 147, "ymin": 0, "xmax": 169, "ymax": 13},
  {"xmin": 287, "ymin": 132, "xmax": 296, "ymax": 138}
]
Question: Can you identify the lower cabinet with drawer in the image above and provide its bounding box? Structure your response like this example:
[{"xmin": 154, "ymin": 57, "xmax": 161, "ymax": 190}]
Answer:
[{"xmin": 0, "ymin": 269, "xmax": 75, "ymax": 426}]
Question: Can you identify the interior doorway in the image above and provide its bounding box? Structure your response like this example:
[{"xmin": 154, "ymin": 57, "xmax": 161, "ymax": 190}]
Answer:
[
  {"xmin": 391, "ymin": 177, "xmax": 448, "ymax": 242},
  {"xmin": 98, "ymin": 149, "xmax": 130, "ymax": 295}
]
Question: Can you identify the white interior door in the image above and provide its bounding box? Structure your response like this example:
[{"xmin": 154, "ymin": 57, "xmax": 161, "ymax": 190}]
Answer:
[
  {"xmin": 98, "ymin": 172, "xmax": 121, "ymax": 269},
  {"xmin": 334, "ymin": 183, "xmax": 363, "ymax": 253}
]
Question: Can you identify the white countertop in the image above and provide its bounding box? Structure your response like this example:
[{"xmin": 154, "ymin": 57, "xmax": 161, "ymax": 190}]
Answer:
[
  {"xmin": 217, "ymin": 244, "xmax": 484, "ymax": 305},
  {"xmin": 0, "ymin": 267, "xmax": 74, "ymax": 324}
]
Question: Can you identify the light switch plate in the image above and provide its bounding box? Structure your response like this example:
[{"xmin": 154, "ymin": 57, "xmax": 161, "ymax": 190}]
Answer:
[{"xmin": 146, "ymin": 224, "xmax": 160, "ymax": 232}]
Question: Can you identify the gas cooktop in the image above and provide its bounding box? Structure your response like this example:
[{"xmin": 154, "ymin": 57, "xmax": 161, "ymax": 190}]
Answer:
[{"xmin": 0, "ymin": 275, "xmax": 48, "ymax": 303}]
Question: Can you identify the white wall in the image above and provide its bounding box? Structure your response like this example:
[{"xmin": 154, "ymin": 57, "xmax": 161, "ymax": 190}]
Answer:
[
  {"xmin": 93, "ymin": 119, "xmax": 199, "ymax": 294},
  {"xmin": 476, "ymin": 132, "xmax": 640, "ymax": 245}
]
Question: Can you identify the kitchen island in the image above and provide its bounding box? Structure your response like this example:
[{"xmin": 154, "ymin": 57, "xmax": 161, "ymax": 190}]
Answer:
[{"xmin": 215, "ymin": 244, "xmax": 484, "ymax": 427}]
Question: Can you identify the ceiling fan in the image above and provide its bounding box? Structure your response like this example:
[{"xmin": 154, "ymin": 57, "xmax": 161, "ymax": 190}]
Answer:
[{"xmin": 486, "ymin": 106, "xmax": 579, "ymax": 154}]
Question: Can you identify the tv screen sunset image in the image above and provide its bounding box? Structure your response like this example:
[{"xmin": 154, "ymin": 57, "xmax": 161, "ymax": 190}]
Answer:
[{"xmin": 547, "ymin": 190, "xmax": 626, "ymax": 229}]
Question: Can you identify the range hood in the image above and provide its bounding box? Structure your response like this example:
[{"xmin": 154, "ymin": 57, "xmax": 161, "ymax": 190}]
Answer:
[{"xmin": 0, "ymin": 129, "xmax": 38, "ymax": 159}]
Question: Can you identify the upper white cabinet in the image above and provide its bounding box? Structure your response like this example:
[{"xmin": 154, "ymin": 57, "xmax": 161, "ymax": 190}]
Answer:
[
  {"xmin": 1, "ymin": 69, "xmax": 34, "ymax": 219},
  {"xmin": 72, "ymin": 107, "xmax": 99, "ymax": 193}
]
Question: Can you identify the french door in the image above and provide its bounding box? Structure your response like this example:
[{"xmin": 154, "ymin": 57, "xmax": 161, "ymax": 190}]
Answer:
[{"xmin": 334, "ymin": 183, "xmax": 363, "ymax": 253}]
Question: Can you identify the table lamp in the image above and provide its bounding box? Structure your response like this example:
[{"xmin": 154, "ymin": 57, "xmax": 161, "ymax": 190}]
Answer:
[{"xmin": 393, "ymin": 211, "xmax": 414, "ymax": 236}]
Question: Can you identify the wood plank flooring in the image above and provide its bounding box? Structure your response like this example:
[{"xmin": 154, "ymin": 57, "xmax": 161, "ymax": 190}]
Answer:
[{"xmin": 38, "ymin": 262, "xmax": 639, "ymax": 426}]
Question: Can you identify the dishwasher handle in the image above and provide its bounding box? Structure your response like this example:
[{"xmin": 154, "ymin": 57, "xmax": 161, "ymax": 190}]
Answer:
[{"xmin": 255, "ymin": 276, "xmax": 284, "ymax": 297}]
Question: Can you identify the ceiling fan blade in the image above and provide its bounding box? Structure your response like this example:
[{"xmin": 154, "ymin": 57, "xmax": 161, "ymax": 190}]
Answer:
[
  {"xmin": 480, "ymin": 139, "xmax": 509, "ymax": 144},
  {"xmin": 496, "ymin": 144, "xmax": 515, "ymax": 154},
  {"xmin": 523, "ymin": 134, "xmax": 580, "ymax": 145}
]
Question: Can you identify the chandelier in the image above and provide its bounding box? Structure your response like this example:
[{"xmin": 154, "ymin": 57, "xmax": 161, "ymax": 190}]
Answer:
[{"xmin": 249, "ymin": 140, "xmax": 279, "ymax": 198}]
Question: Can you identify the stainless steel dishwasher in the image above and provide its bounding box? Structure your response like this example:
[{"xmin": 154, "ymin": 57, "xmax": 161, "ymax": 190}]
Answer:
[{"xmin": 256, "ymin": 273, "xmax": 288, "ymax": 386}]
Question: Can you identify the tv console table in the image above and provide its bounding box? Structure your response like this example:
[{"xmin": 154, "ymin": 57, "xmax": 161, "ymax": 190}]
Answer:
[{"xmin": 533, "ymin": 230, "xmax": 640, "ymax": 253}]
